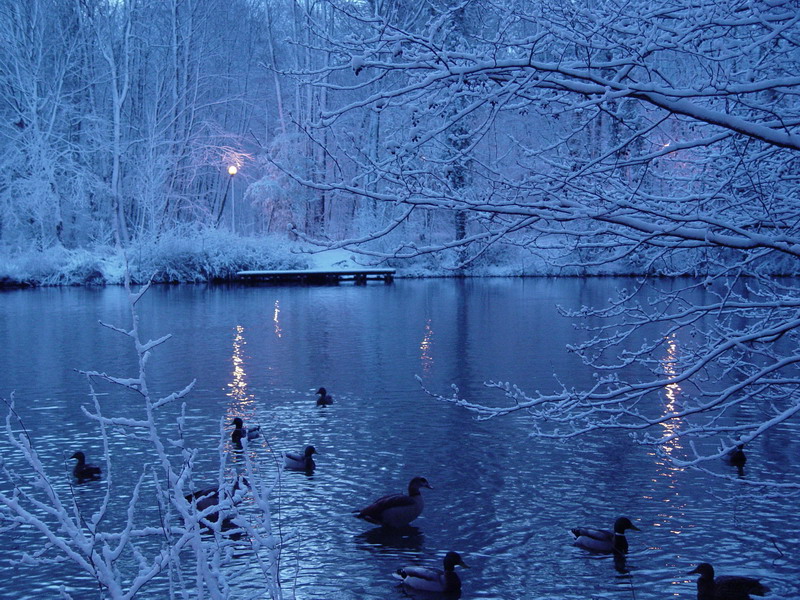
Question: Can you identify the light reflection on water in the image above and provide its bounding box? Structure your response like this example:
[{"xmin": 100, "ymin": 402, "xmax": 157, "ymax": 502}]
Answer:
[
  {"xmin": 420, "ymin": 318, "xmax": 434, "ymax": 373},
  {"xmin": 274, "ymin": 300, "xmax": 283, "ymax": 339},
  {"xmin": 0, "ymin": 280, "xmax": 797, "ymax": 599}
]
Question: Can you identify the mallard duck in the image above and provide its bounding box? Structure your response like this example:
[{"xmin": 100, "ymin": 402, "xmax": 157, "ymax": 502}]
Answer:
[
  {"xmin": 70, "ymin": 451, "xmax": 101, "ymax": 481},
  {"xmin": 185, "ymin": 476, "xmax": 249, "ymax": 523},
  {"xmin": 284, "ymin": 445, "xmax": 317, "ymax": 471},
  {"xmin": 570, "ymin": 516, "xmax": 640, "ymax": 554},
  {"xmin": 394, "ymin": 551, "xmax": 468, "ymax": 593},
  {"xmin": 689, "ymin": 562, "xmax": 770, "ymax": 599},
  {"xmin": 316, "ymin": 387, "xmax": 333, "ymax": 406},
  {"xmin": 231, "ymin": 417, "xmax": 261, "ymax": 448},
  {"xmin": 355, "ymin": 476, "xmax": 432, "ymax": 528}
]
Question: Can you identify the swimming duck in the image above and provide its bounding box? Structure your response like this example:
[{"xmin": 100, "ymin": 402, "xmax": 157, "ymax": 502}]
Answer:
[
  {"xmin": 185, "ymin": 476, "xmax": 249, "ymax": 524},
  {"xmin": 231, "ymin": 417, "xmax": 261, "ymax": 448},
  {"xmin": 722, "ymin": 444, "xmax": 747, "ymax": 476},
  {"xmin": 394, "ymin": 551, "xmax": 468, "ymax": 593},
  {"xmin": 316, "ymin": 387, "xmax": 333, "ymax": 406},
  {"xmin": 284, "ymin": 445, "xmax": 317, "ymax": 471},
  {"xmin": 689, "ymin": 562, "xmax": 770, "ymax": 600},
  {"xmin": 570, "ymin": 516, "xmax": 640, "ymax": 554},
  {"xmin": 355, "ymin": 476, "xmax": 432, "ymax": 528},
  {"xmin": 70, "ymin": 451, "xmax": 101, "ymax": 481}
]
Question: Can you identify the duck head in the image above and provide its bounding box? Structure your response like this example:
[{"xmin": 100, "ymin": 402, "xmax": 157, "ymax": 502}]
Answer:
[
  {"xmin": 408, "ymin": 476, "xmax": 433, "ymax": 494},
  {"xmin": 304, "ymin": 445, "xmax": 317, "ymax": 458},
  {"xmin": 231, "ymin": 417, "xmax": 244, "ymax": 429},
  {"xmin": 70, "ymin": 451, "xmax": 86, "ymax": 463},
  {"xmin": 614, "ymin": 517, "xmax": 640, "ymax": 533},
  {"xmin": 443, "ymin": 551, "xmax": 468, "ymax": 571},
  {"xmin": 689, "ymin": 563, "xmax": 714, "ymax": 578}
]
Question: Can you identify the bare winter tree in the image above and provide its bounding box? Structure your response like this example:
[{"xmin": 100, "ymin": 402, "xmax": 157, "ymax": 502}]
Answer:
[{"xmin": 284, "ymin": 0, "xmax": 800, "ymax": 477}]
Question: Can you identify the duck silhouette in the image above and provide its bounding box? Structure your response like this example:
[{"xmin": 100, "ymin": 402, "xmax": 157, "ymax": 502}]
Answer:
[
  {"xmin": 316, "ymin": 387, "xmax": 333, "ymax": 406},
  {"xmin": 231, "ymin": 417, "xmax": 261, "ymax": 448},
  {"xmin": 355, "ymin": 476, "xmax": 432, "ymax": 528},
  {"xmin": 185, "ymin": 476, "xmax": 249, "ymax": 525},
  {"xmin": 70, "ymin": 451, "xmax": 101, "ymax": 482},
  {"xmin": 689, "ymin": 562, "xmax": 770, "ymax": 600},
  {"xmin": 722, "ymin": 444, "xmax": 747, "ymax": 476}
]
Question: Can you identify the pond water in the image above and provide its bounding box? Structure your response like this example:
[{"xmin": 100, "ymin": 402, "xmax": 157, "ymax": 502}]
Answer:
[{"xmin": 0, "ymin": 279, "xmax": 797, "ymax": 599}]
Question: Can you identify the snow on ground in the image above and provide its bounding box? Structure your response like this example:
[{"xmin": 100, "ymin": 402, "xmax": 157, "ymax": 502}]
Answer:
[{"xmin": 304, "ymin": 248, "xmax": 359, "ymax": 270}]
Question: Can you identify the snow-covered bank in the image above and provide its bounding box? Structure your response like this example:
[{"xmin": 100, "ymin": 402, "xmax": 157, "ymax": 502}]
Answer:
[
  {"xmin": 0, "ymin": 241, "xmax": 649, "ymax": 288},
  {"xmin": 2, "ymin": 228, "xmax": 770, "ymax": 288},
  {"xmin": 0, "ymin": 229, "xmax": 312, "ymax": 287}
]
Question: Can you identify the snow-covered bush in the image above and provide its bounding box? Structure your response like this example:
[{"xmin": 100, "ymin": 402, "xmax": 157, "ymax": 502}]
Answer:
[
  {"xmin": 0, "ymin": 245, "xmax": 105, "ymax": 286},
  {"xmin": 126, "ymin": 227, "xmax": 310, "ymax": 283},
  {"xmin": 0, "ymin": 227, "xmax": 312, "ymax": 286}
]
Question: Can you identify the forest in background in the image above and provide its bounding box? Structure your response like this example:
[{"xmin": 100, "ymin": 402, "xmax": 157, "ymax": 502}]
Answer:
[{"xmin": 2, "ymin": 0, "xmax": 796, "ymax": 283}]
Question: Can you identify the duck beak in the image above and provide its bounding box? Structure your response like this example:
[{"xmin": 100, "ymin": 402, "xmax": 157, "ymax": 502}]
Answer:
[
  {"xmin": 630, "ymin": 524, "xmax": 640, "ymax": 531},
  {"xmin": 688, "ymin": 567, "xmax": 699, "ymax": 575}
]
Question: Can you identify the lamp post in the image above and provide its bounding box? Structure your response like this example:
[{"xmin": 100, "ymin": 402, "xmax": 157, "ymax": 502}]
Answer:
[{"xmin": 227, "ymin": 164, "xmax": 238, "ymax": 232}]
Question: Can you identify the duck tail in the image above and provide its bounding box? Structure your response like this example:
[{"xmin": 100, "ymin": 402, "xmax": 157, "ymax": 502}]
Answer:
[{"xmin": 353, "ymin": 510, "xmax": 375, "ymax": 523}]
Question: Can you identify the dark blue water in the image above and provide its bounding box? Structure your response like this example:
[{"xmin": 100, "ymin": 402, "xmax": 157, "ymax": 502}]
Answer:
[{"xmin": 0, "ymin": 280, "xmax": 796, "ymax": 599}]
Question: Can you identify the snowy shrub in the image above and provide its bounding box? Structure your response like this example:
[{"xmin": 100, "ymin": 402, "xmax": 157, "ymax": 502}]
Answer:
[
  {"xmin": 42, "ymin": 248, "xmax": 107, "ymax": 286},
  {"xmin": 0, "ymin": 246, "xmax": 106, "ymax": 286},
  {"xmin": 126, "ymin": 227, "xmax": 311, "ymax": 283},
  {"xmin": 0, "ymin": 228, "xmax": 313, "ymax": 287}
]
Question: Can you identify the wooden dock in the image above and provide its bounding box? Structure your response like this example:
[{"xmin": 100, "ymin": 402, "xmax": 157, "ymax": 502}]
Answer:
[{"xmin": 236, "ymin": 268, "xmax": 395, "ymax": 284}]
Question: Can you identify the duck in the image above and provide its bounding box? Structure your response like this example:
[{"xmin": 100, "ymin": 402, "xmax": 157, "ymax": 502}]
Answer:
[
  {"xmin": 689, "ymin": 562, "xmax": 770, "ymax": 600},
  {"xmin": 70, "ymin": 451, "xmax": 101, "ymax": 481},
  {"xmin": 722, "ymin": 444, "xmax": 747, "ymax": 476},
  {"xmin": 316, "ymin": 387, "xmax": 333, "ymax": 406},
  {"xmin": 570, "ymin": 516, "xmax": 640, "ymax": 554},
  {"xmin": 185, "ymin": 475, "xmax": 249, "ymax": 524},
  {"xmin": 354, "ymin": 476, "xmax": 432, "ymax": 528},
  {"xmin": 231, "ymin": 417, "xmax": 261, "ymax": 448},
  {"xmin": 284, "ymin": 445, "xmax": 317, "ymax": 471},
  {"xmin": 394, "ymin": 551, "xmax": 468, "ymax": 593}
]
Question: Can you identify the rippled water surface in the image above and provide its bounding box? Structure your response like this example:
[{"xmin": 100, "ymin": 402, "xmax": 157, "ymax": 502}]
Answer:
[{"xmin": 0, "ymin": 279, "xmax": 798, "ymax": 599}]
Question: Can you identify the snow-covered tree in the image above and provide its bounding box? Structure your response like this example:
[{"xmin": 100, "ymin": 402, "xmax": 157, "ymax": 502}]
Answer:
[
  {"xmin": 287, "ymin": 0, "xmax": 800, "ymax": 474},
  {"xmin": 0, "ymin": 0, "xmax": 276, "ymax": 250}
]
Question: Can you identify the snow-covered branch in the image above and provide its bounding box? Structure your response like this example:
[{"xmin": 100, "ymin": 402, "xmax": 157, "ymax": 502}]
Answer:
[
  {"xmin": 286, "ymin": 0, "xmax": 800, "ymax": 477},
  {"xmin": 1, "ymin": 278, "xmax": 282, "ymax": 598}
]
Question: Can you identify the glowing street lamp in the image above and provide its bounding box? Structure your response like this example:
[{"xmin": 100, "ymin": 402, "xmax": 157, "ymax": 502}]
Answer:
[{"xmin": 228, "ymin": 165, "xmax": 238, "ymax": 232}]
